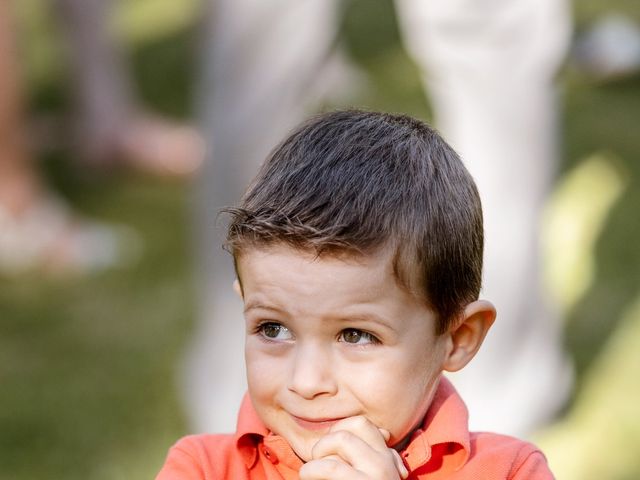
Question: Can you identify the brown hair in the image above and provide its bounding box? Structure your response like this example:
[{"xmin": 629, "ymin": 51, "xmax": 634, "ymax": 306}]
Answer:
[{"xmin": 224, "ymin": 110, "xmax": 483, "ymax": 334}]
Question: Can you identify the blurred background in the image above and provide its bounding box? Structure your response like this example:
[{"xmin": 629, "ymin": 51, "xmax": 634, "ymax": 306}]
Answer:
[{"xmin": 1, "ymin": 0, "xmax": 639, "ymax": 478}]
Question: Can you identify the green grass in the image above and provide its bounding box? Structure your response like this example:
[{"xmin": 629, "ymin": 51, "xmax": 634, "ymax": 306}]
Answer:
[
  {"xmin": 562, "ymin": 75, "xmax": 640, "ymax": 378},
  {"xmin": 2, "ymin": 0, "xmax": 640, "ymax": 478},
  {"xmin": 0, "ymin": 180, "xmax": 193, "ymax": 479}
]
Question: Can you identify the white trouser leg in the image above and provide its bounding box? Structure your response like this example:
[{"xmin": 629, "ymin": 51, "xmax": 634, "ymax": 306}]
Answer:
[{"xmin": 395, "ymin": 0, "xmax": 573, "ymax": 436}]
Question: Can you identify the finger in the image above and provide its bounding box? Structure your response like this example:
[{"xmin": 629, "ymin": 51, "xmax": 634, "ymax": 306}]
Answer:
[
  {"xmin": 391, "ymin": 449, "xmax": 409, "ymax": 479},
  {"xmin": 312, "ymin": 430, "xmax": 375, "ymax": 463},
  {"xmin": 322, "ymin": 417, "xmax": 406, "ymax": 478},
  {"xmin": 299, "ymin": 457, "xmax": 368, "ymax": 480},
  {"xmin": 380, "ymin": 427, "xmax": 409, "ymax": 478},
  {"xmin": 311, "ymin": 430, "xmax": 400, "ymax": 479},
  {"xmin": 328, "ymin": 416, "xmax": 389, "ymax": 452}
]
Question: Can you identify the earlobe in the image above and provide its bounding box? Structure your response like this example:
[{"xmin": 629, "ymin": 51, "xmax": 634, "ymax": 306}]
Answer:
[
  {"xmin": 442, "ymin": 300, "xmax": 496, "ymax": 372},
  {"xmin": 233, "ymin": 279, "xmax": 243, "ymax": 299}
]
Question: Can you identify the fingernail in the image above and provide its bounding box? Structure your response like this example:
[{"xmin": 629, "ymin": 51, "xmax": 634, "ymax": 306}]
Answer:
[{"xmin": 392, "ymin": 449, "xmax": 409, "ymax": 479}]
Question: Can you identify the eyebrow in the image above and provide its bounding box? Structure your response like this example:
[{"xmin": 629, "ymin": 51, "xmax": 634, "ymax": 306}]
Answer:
[
  {"xmin": 337, "ymin": 313, "xmax": 397, "ymax": 333},
  {"xmin": 243, "ymin": 301, "xmax": 285, "ymax": 315},
  {"xmin": 243, "ymin": 301, "xmax": 398, "ymax": 333}
]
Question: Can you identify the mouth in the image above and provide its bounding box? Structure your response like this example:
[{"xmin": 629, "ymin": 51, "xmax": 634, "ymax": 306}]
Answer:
[{"xmin": 290, "ymin": 414, "xmax": 347, "ymax": 431}]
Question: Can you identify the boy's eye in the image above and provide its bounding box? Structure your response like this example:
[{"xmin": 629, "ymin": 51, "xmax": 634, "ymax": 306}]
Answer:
[
  {"xmin": 258, "ymin": 322, "xmax": 292, "ymax": 341},
  {"xmin": 340, "ymin": 328, "xmax": 378, "ymax": 345}
]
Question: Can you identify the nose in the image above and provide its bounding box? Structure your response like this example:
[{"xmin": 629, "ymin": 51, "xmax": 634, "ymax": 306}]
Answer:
[{"xmin": 287, "ymin": 341, "xmax": 337, "ymax": 399}]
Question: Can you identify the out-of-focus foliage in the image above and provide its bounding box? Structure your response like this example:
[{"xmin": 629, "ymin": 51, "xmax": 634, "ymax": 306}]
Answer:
[{"xmin": 1, "ymin": 0, "xmax": 639, "ymax": 478}]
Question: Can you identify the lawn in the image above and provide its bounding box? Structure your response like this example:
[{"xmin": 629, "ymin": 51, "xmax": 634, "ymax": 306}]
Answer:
[{"xmin": 1, "ymin": 1, "xmax": 639, "ymax": 478}]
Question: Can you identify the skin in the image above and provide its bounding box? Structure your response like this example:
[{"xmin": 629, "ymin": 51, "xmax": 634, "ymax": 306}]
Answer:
[{"xmin": 236, "ymin": 244, "xmax": 495, "ymax": 479}]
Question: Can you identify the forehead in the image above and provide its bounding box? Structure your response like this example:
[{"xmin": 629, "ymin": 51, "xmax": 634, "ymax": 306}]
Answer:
[
  {"xmin": 236, "ymin": 244, "xmax": 433, "ymax": 322},
  {"xmin": 235, "ymin": 242, "xmax": 428, "ymax": 299},
  {"xmin": 242, "ymin": 247, "xmax": 398, "ymax": 306},
  {"xmin": 236, "ymin": 244, "xmax": 392, "ymax": 285}
]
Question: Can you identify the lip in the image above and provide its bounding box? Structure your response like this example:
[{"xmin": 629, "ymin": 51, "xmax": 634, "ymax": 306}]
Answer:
[{"xmin": 290, "ymin": 414, "xmax": 347, "ymax": 431}]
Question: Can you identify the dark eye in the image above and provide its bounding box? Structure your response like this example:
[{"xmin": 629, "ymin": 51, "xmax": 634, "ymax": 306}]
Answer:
[
  {"xmin": 340, "ymin": 329, "xmax": 377, "ymax": 345},
  {"xmin": 258, "ymin": 322, "xmax": 292, "ymax": 340}
]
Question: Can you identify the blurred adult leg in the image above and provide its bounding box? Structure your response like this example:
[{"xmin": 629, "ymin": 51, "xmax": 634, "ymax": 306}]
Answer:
[
  {"xmin": 52, "ymin": 0, "xmax": 202, "ymax": 175},
  {"xmin": 187, "ymin": 0, "xmax": 340, "ymax": 432},
  {"xmin": 0, "ymin": 1, "xmax": 126, "ymax": 274},
  {"xmin": 395, "ymin": 0, "xmax": 573, "ymax": 436},
  {"xmin": 0, "ymin": 0, "xmax": 42, "ymax": 219}
]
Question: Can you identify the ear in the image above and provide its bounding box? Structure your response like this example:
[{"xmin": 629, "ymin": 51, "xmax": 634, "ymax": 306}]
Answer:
[
  {"xmin": 232, "ymin": 279, "xmax": 243, "ymax": 299},
  {"xmin": 442, "ymin": 300, "xmax": 496, "ymax": 372}
]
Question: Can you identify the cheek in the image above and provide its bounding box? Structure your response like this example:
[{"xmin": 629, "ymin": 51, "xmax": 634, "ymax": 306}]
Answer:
[
  {"xmin": 350, "ymin": 348, "xmax": 441, "ymax": 433},
  {"xmin": 345, "ymin": 354, "xmax": 416, "ymax": 409},
  {"xmin": 245, "ymin": 343, "xmax": 285, "ymax": 399}
]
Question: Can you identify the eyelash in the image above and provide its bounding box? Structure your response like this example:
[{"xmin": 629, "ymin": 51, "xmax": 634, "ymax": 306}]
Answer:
[
  {"xmin": 339, "ymin": 328, "xmax": 380, "ymax": 346},
  {"xmin": 254, "ymin": 322, "xmax": 380, "ymax": 346},
  {"xmin": 255, "ymin": 322, "xmax": 292, "ymax": 341}
]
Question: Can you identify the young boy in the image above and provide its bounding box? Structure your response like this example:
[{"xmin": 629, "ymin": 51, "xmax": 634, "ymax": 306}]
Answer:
[{"xmin": 157, "ymin": 110, "xmax": 554, "ymax": 479}]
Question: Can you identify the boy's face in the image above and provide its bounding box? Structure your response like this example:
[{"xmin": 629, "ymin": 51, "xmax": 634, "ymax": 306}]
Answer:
[{"xmin": 237, "ymin": 245, "xmax": 450, "ymax": 462}]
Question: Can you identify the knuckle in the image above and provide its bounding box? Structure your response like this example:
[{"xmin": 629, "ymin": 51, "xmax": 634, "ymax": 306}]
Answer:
[
  {"xmin": 370, "ymin": 449, "xmax": 401, "ymax": 475},
  {"xmin": 298, "ymin": 463, "xmax": 315, "ymax": 480},
  {"xmin": 350, "ymin": 415, "xmax": 369, "ymax": 428},
  {"xmin": 332, "ymin": 429, "xmax": 352, "ymax": 443},
  {"xmin": 325, "ymin": 459, "xmax": 342, "ymax": 476},
  {"xmin": 301, "ymin": 458, "xmax": 343, "ymax": 478},
  {"xmin": 331, "ymin": 415, "xmax": 369, "ymax": 432},
  {"xmin": 310, "ymin": 437, "xmax": 328, "ymax": 459}
]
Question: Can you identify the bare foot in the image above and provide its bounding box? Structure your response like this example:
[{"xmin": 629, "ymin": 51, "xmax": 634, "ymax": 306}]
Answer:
[
  {"xmin": 112, "ymin": 115, "xmax": 205, "ymax": 176},
  {"xmin": 77, "ymin": 114, "xmax": 205, "ymax": 177}
]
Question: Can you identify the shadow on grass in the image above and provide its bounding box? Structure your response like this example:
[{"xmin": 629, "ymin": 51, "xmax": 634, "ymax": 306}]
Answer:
[{"xmin": 563, "ymin": 76, "xmax": 640, "ymax": 382}]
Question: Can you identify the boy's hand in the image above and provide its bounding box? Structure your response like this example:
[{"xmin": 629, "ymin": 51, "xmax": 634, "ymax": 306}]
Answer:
[{"xmin": 299, "ymin": 416, "xmax": 409, "ymax": 480}]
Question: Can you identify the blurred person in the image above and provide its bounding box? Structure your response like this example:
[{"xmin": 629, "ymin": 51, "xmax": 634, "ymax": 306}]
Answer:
[
  {"xmin": 1, "ymin": 0, "xmax": 204, "ymax": 275},
  {"xmin": 394, "ymin": 0, "xmax": 574, "ymax": 436},
  {"xmin": 0, "ymin": 0, "xmax": 118, "ymax": 274},
  {"xmin": 186, "ymin": 0, "xmax": 343, "ymax": 435},
  {"xmin": 185, "ymin": 0, "xmax": 572, "ymax": 438},
  {"xmin": 52, "ymin": 0, "xmax": 203, "ymax": 176}
]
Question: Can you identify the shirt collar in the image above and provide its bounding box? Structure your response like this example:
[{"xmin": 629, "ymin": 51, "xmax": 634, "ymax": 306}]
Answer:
[
  {"xmin": 400, "ymin": 376, "xmax": 471, "ymax": 472},
  {"xmin": 234, "ymin": 394, "xmax": 268, "ymax": 469},
  {"xmin": 234, "ymin": 376, "xmax": 470, "ymax": 472},
  {"xmin": 234, "ymin": 395, "xmax": 304, "ymax": 471}
]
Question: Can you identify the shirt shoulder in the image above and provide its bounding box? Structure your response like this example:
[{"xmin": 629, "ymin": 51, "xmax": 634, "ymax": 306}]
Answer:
[
  {"xmin": 465, "ymin": 432, "xmax": 554, "ymax": 479},
  {"xmin": 156, "ymin": 434, "xmax": 248, "ymax": 480}
]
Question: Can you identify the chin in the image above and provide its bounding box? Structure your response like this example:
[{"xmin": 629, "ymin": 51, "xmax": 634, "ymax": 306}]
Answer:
[
  {"xmin": 287, "ymin": 439, "xmax": 315, "ymax": 462},
  {"xmin": 278, "ymin": 427, "xmax": 323, "ymax": 462}
]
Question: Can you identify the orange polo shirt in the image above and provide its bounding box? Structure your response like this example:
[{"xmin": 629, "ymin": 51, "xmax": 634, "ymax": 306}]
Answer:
[{"xmin": 156, "ymin": 377, "xmax": 553, "ymax": 479}]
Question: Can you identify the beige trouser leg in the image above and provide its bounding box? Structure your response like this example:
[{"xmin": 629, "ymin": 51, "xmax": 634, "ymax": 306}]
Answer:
[
  {"xmin": 52, "ymin": 0, "xmax": 133, "ymax": 166},
  {"xmin": 395, "ymin": 0, "xmax": 573, "ymax": 436},
  {"xmin": 187, "ymin": 0, "xmax": 340, "ymax": 433},
  {"xmin": 0, "ymin": 1, "xmax": 41, "ymax": 216}
]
